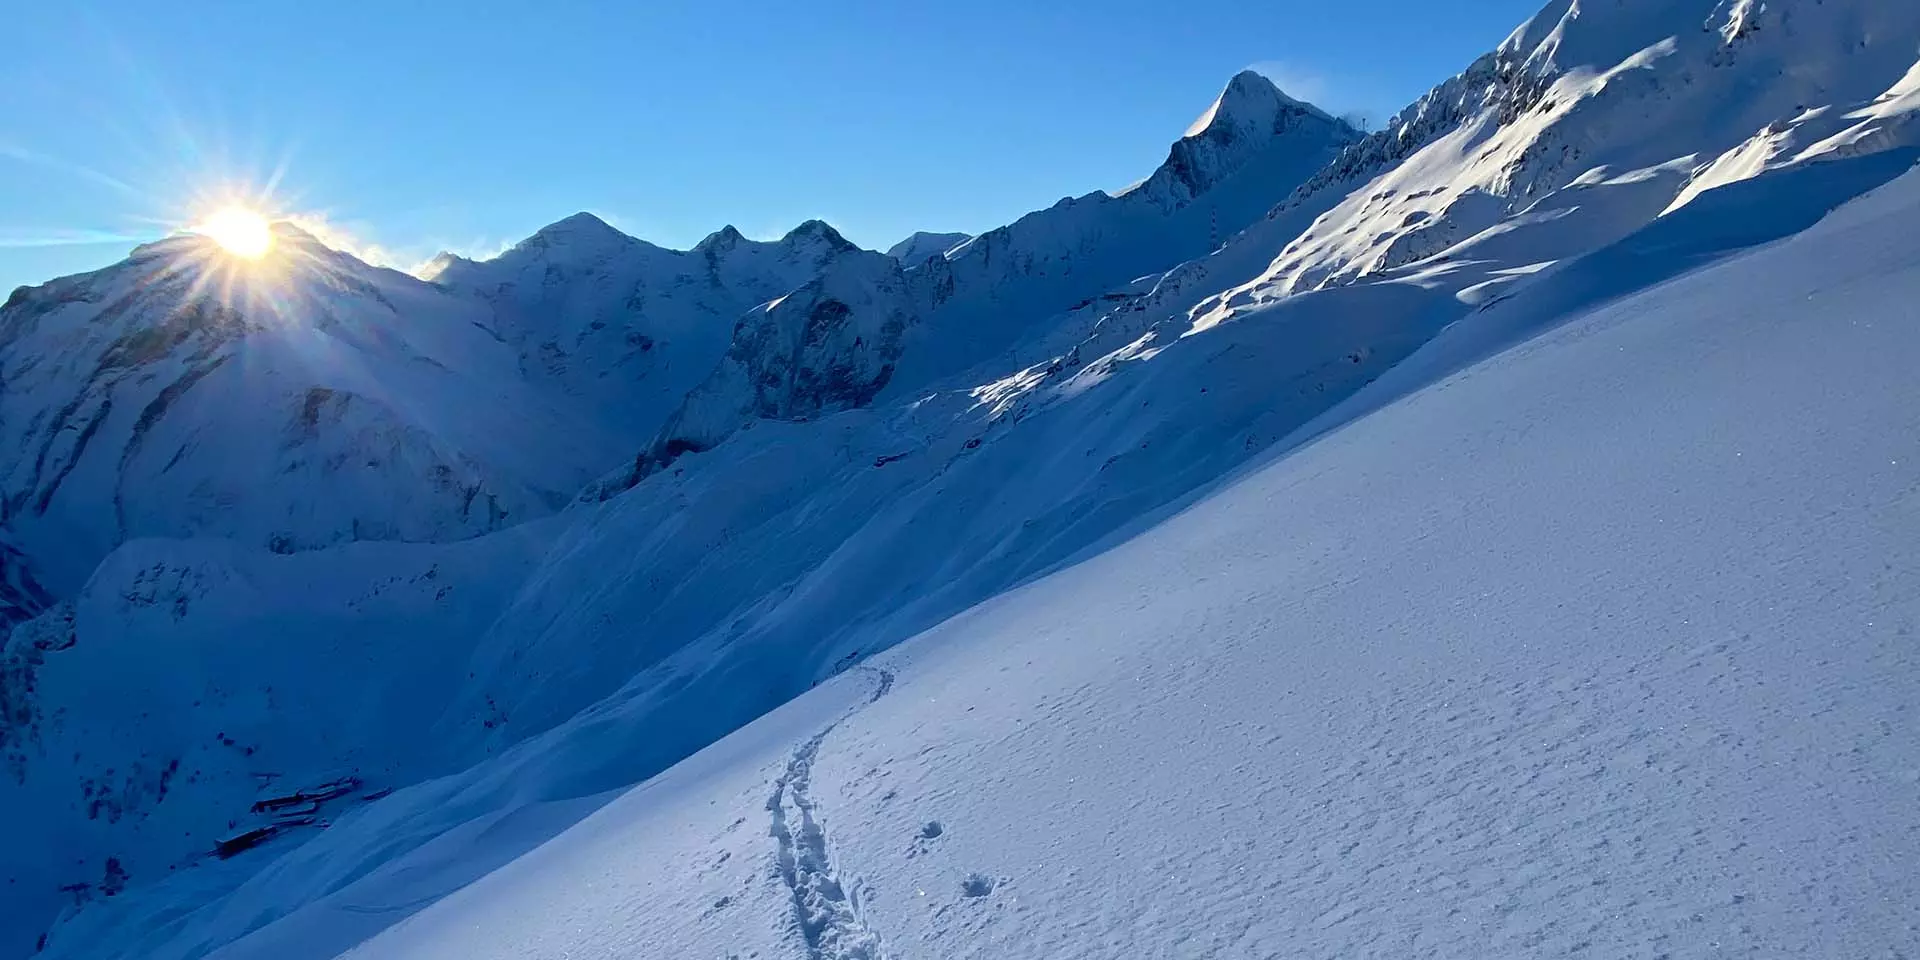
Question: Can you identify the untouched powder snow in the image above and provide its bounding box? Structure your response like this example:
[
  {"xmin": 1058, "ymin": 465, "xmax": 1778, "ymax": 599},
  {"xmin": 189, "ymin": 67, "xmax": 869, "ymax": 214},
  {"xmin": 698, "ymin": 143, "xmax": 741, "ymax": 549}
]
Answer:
[
  {"xmin": 6, "ymin": 1, "xmax": 1919, "ymax": 955},
  {"xmin": 317, "ymin": 158, "xmax": 1920, "ymax": 960}
]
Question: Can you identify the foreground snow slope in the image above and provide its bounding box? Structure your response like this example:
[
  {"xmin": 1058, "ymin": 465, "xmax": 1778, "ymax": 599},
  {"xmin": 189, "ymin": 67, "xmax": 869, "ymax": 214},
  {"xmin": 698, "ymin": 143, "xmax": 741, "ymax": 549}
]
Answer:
[{"xmin": 334, "ymin": 159, "xmax": 1920, "ymax": 960}]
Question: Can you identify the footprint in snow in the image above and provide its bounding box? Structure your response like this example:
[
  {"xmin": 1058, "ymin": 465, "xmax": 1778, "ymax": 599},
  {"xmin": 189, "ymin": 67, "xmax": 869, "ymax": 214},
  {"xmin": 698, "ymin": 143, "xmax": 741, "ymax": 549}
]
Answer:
[
  {"xmin": 908, "ymin": 819, "xmax": 945, "ymax": 859},
  {"xmin": 960, "ymin": 873, "xmax": 998, "ymax": 898}
]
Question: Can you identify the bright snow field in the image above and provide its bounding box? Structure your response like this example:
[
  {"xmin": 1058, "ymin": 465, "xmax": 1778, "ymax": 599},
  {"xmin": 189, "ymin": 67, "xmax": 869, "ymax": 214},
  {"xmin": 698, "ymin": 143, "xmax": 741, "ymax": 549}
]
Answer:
[{"xmin": 304, "ymin": 161, "xmax": 1920, "ymax": 960}]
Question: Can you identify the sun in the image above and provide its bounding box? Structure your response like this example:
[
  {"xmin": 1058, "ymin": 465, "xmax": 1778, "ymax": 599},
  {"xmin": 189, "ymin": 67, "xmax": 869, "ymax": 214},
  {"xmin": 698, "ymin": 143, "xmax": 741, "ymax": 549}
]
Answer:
[{"xmin": 194, "ymin": 206, "xmax": 275, "ymax": 259}]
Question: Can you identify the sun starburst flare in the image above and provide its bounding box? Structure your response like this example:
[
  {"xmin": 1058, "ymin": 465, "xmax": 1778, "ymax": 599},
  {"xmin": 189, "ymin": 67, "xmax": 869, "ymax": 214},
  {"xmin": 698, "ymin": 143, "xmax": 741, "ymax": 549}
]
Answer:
[
  {"xmin": 193, "ymin": 206, "xmax": 275, "ymax": 259},
  {"xmin": 146, "ymin": 190, "xmax": 351, "ymax": 324}
]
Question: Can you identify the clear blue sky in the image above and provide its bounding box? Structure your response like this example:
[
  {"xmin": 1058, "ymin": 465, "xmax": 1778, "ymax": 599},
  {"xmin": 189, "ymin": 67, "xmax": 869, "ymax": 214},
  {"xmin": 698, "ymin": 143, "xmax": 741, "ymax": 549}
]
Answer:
[{"xmin": 2, "ymin": 0, "xmax": 1542, "ymax": 293}]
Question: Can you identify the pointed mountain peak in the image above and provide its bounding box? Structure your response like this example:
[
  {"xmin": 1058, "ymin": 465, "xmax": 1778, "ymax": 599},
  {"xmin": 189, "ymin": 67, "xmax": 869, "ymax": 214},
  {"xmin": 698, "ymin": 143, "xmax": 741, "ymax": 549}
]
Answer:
[
  {"xmin": 1184, "ymin": 69, "xmax": 1332, "ymax": 141},
  {"xmin": 1114, "ymin": 68, "xmax": 1356, "ymax": 213},
  {"xmin": 498, "ymin": 211, "xmax": 646, "ymax": 266},
  {"xmin": 1224, "ymin": 68, "xmax": 1280, "ymax": 98},
  {"xmin": 529, "ymin": 211, "xmax": 628, "ymax": 244},
  {"xmin": 780, "ymin": 219, "xmax": 855, "ymax": 251},
  {"xmin": 695, "ymin": 224, "xmax": 746, "ymax": 253},
  {"xmin": 415, "ymin": 250, "xmax": 470, "ymax": 282}
]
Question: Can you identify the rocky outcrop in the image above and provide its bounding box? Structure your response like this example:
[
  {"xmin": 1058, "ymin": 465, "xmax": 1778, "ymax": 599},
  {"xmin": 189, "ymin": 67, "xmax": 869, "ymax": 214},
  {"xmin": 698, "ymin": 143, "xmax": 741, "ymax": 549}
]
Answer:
[
  {"xmin": 589, "ymin": 249, "xmax": 915, "ymax": 498},
  {"xmin": 0, "ymin": 540, "xmax": 51, "ymax": 638}
]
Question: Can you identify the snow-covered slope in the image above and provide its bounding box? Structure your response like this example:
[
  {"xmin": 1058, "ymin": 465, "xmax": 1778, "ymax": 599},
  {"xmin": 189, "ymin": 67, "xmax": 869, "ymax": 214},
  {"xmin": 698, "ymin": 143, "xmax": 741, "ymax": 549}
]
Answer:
[
  {"xmin": 130, "ymin": 136, "xmax": 1920, "ymax": 960},
  {"xmin": 483, "ymin": 161, "xmax": 1917, "ymax": 957},
  {"xmin": 6, "ymin": 1, "xmax": 1919, "ymax": 955},
  {"xmin": 1110, "ymin": 0, "xmax": 1920, "ymax": 343},
  {"xmin": 0, "ymin": 69, "xmax": 1362, "ymax": 957},
  {"xmin": 0, "ymin": 524, "xmax": 562, "ymax": 954},
  {"xmin": 0, "ymin": 227, "xmax": 615, "ymax": 594},
  {"xmin": 884, "ymin": 231, "xmax": 971, "ymax": 265}
]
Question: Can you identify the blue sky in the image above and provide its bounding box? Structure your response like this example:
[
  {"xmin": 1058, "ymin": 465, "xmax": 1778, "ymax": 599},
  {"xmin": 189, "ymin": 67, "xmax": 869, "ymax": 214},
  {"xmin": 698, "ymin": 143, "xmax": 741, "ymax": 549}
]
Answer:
[{"xmin": 2, "ymin": 0, "xmax": 1542, "ymax": 293}]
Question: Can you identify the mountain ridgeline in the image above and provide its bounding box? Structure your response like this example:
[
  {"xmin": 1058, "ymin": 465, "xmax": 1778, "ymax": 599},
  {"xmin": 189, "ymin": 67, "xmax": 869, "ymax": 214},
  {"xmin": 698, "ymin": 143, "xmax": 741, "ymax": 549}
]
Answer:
[{"xmin": 2, "ymin": 3, "xmax": 1918, "ymax": 955}]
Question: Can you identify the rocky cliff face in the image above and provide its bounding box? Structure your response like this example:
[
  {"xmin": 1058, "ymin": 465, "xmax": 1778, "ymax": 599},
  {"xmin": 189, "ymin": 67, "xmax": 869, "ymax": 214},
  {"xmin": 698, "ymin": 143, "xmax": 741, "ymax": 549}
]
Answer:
[
  {"xmin": 590, "ymin": 248, "xmax": 915, "ymax": 497},
  {"xmin": 0, "ymin": 539, "xmax": 50, "ymax": 636}
]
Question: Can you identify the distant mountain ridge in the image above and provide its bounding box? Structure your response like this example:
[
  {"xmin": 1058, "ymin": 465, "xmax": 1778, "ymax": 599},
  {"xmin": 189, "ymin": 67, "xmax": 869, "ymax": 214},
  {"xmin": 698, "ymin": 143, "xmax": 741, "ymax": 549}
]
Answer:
[
  {"xmin": 884, "ymin": 231, "xmax": 970, "ymax": 264},
  {"xmin": 424, "ymin": 212, "xmax": 867, "ymax": 447}
]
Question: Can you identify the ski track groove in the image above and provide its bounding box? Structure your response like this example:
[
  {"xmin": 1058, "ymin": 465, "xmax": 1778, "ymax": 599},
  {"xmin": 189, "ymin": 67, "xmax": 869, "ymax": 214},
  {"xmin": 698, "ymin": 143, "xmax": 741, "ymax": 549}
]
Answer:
[{"xmin": 767, "ymin": 666, "xmax": 893, "ymax": 960}]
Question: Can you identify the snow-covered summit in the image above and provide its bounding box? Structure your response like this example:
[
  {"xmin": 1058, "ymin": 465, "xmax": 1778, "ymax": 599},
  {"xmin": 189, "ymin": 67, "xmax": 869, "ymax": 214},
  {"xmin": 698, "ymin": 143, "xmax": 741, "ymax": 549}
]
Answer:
[
  {"xmin": 0, "ymin": 226, "xmax": 614, "ymax": 595},
  {"xmin": 692, "ymin": 223, "xmax": 747, "ymax": 253},
  {"xmin": 522, "ymin": 210, "xmax": 629, "ymax": 247},
  {"xmin": 883, "ymin": 71, "xmax": 1359, "ymax": 393},
  {"xmin": 779, "ymin": 218, "xmax": 857, "ymax": 250},
  {"xmin": 885, "ymin": 230, "xmax": 971, "ymax": 264},
  {"xmin": 1127, "ymin": 69, "xmax": 1342, "ymax": 210},
  {"xmin": 1186, "ymin": 69, "xmax": 1329, "ymax": 135},
  {"xmin": 424, "ymin": 212, "xmax": 656, "ymax": 292}
]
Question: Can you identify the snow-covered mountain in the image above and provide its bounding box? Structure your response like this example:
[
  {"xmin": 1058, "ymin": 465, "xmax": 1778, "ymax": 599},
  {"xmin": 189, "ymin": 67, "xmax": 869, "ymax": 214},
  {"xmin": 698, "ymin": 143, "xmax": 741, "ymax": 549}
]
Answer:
[
  {"xmin": 1116, "ymin": 0, "xmax": 1920, "ymax": 337},
  {"xmin": 423, "ymin": 213, "xmax": 866, "ymax": 446},
  {"xmin": 884, "ymin": 69, "xmax": 1360, "ymax": 392},
  {"xmin": 344, "ymin": 158, "xmax": 1920, "ymax": 960},
  {"xmin": 0, "ymin": 65, "xmax": 1363, "ymax": 957},
  {"xmin": 590, "ymin": 247, "xmax": 917, "ymax": 496},
  {"xmin": 3, "ymin": 0, "xmax": 1918, "ymax": 956},
  {"xmin": 0, "ymin": 227, "xmax": 617, "ymax": 595}
]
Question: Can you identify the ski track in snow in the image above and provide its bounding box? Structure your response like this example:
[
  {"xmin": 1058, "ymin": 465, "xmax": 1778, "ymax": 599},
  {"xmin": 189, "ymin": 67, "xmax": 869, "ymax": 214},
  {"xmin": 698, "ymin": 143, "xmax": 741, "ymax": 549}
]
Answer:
[{"xmin": 767, "ymin": 666, "xmax": 894, "ymax": 960}]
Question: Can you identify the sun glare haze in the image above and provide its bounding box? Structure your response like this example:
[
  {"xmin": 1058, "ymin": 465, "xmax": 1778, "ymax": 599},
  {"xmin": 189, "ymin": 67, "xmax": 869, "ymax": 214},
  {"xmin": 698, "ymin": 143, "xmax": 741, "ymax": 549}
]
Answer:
[{"xmin": 193, "ymin": 207, "xmax": 274, "ymax": 259}]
